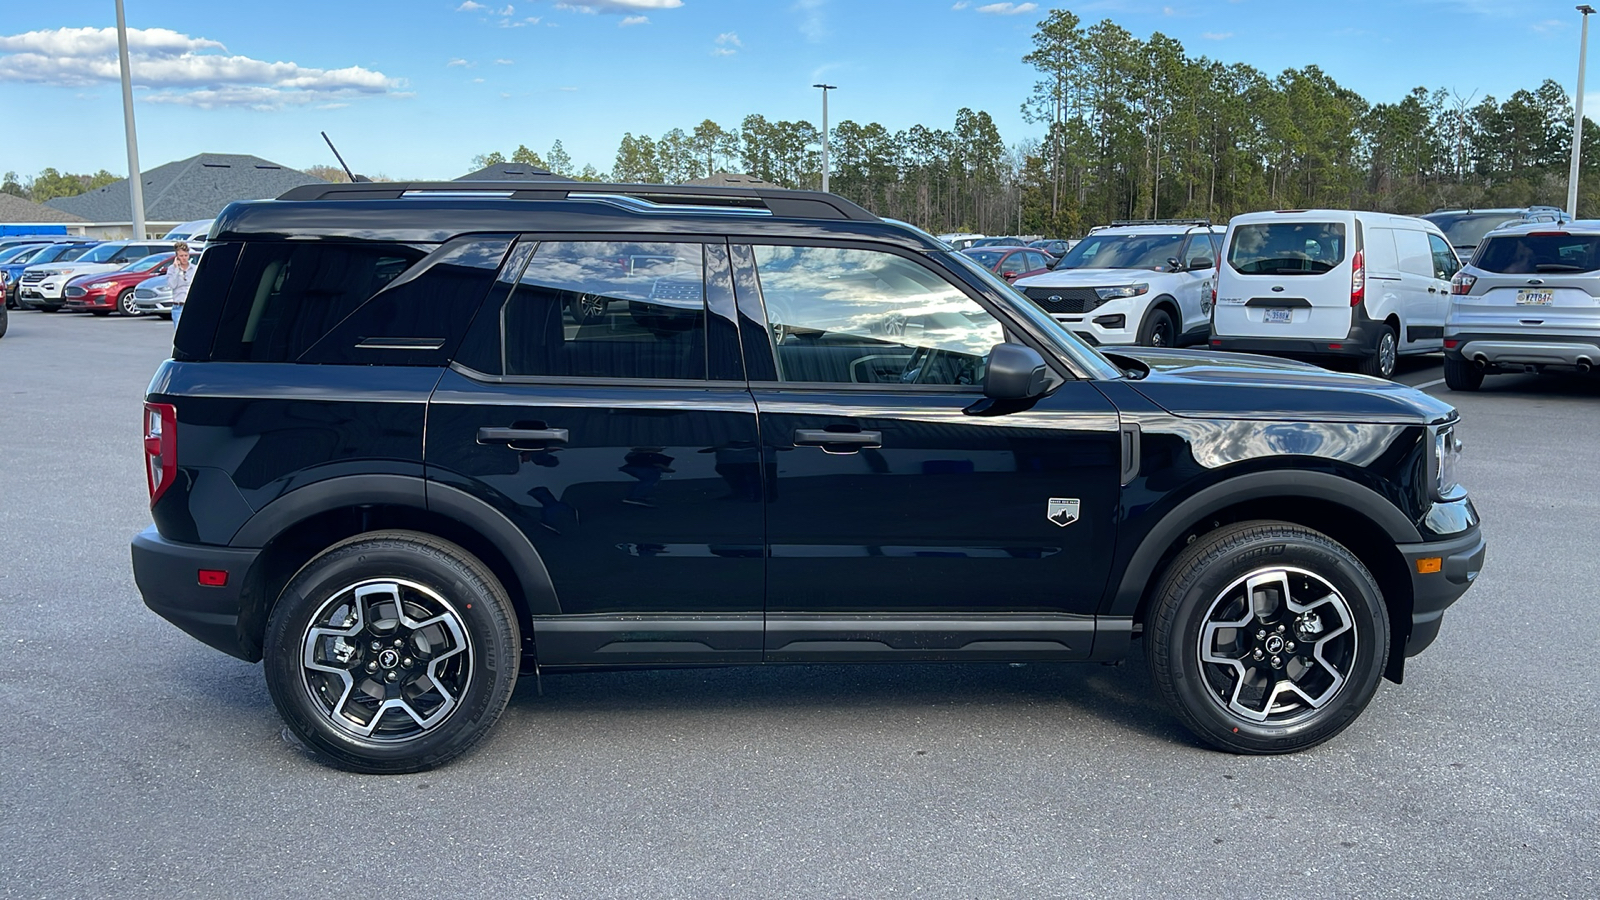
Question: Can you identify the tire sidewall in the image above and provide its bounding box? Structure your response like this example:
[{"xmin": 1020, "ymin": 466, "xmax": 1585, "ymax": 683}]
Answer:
[
  {"xmin": 263, "ymin": 536, "xmax": 518, "ymax": 773},
  {"xmin": 1163, "ymin": 530, "xmax": 1389, "ymax": 753},
  {"xmin": 117, "ymin": 289, "xmax": 139, "ymax": 316},
  {"xmin": 1140, "ymin": 306, "xmax": 1175, "ymax": 347}
]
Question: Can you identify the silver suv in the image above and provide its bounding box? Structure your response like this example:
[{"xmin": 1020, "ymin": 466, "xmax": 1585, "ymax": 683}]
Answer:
[{"xmin": 1444, "ymin": 221, "xmax": 1600, "ymax": 390}]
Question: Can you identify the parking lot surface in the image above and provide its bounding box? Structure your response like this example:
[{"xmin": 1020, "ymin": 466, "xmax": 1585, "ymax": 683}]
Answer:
[{"xmin": 1, "ymin": 311, "xmax": 1595, "ymax": 899}]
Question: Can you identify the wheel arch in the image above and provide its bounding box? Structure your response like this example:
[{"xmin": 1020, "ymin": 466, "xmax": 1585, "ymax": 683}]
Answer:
[
  {"xmin": 1110, "ymin": 471, "xmax": 1418, "ymax": 682},
  {"xmin": 228, "ymin": 475, "xmax": 556, "ymax": 664}
]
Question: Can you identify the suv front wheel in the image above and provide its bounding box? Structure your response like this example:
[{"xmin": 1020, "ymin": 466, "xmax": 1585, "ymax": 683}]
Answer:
[
  {"xmin": 1145, "ymin": 521, "xmax": 1389, "ymax": 754},
  {"xmin": 263, "ymin": 531, "xmax": 520, "ymax": 774}
]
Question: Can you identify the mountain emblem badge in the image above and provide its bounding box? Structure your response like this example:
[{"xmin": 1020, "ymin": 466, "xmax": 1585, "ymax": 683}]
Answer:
[{"xmin": 1047, "ymin": 498, "xmax": 1080, "ymax": 527}]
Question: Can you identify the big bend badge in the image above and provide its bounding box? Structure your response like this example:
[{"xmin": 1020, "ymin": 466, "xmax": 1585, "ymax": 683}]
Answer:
[{"xmin": 1047, "ymin": 498, "xmax": 1080, "ymax": 527}]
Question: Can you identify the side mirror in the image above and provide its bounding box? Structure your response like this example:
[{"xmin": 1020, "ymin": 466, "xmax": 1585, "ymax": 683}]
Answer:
[
  {"xmin": 1002, "ymin": 270, "xmax": 1020, "ymax": 282},
  {"xmin": 1167, "ymin": 257, "xmax": 1184, "ymax": 272},
  {"xmin": 984, "ymin": 342, "xmax": 1050, "ymax": 400},
  {"xmin": 1188, "ymin": 257, "xmax": 1214, "ymax": 270}
]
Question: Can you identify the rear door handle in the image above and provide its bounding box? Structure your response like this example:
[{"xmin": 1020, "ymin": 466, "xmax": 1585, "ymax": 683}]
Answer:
[
  {"xmin": 793, "ymin": 429, "xmax": 882, "ymax": 451},
  {"xmin": 478, "ymin": 427, "xmax": 569, "ymax": 445}
]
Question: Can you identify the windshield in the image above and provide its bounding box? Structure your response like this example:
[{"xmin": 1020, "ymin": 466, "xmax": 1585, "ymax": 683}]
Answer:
[
  {"xmin": 1227, "ymin": 222, "xmax": 1346, "ymax": 275},
  {"xmin": 40, "ymin": 244, "xmax": 92, "ymax": 263},
  {"xmin": 1057, "ymin": 233, "xmax": 1185, "ymax": 271},
  {"xmin": 0, "ymin": 244, "xmax": 45, "ymax": 263},
  {"xmin": 123, "ymin": 254, "xmax": 172, "ymax": 273},
  {"xmin": 1475, "ymin": 234, "xmax": 1600, "ymax": 274},
  {"xmin": 78, "ymin": 244, "xmax": 125, "ymax": 263},
  {"xmin": 963, "ymin": 249, "xmax": 1008, "ymax": 268},
  {"xmin": 941, "ymin": 250, "xmax": 1123, "ymax": 381},
  {"xmin": 1427, "ymin": 212, "xmax": 1524, "ymax": 249}
]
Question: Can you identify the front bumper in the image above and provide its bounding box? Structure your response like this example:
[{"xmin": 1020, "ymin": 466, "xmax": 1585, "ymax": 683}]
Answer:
[
  {"xmin": 132, "ymin": 525, "xmax": 262, "ymax": 661},
  {"xmin": 62, "ymin": 289, "xmax": 116, "ymax": 311},
  {"xmin": 1397, "ymin": 524, "xmax": 1487, "ymax": 657}
]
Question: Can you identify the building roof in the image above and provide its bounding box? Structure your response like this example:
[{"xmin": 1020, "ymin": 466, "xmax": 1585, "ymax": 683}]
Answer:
[
  {"xmin": 683, "ymin": 172, "xmax": 780, "ymax": 189},
  {"xmin": 44, "ymin": 153, "xmax": 327, "ymax": 222},
  {"xmin": 0, "ymin": 191, "xmax": 87, "ymax": 224},
  {"xmin": 455, "ymin": 163, "xmax": 572, "ymax": 182}
]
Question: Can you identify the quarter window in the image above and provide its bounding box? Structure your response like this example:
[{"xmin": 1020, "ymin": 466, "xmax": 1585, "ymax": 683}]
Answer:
[
  {"xmin": 752, "ymin": 245, "xmax": 1003, "ymax": 387},
  {"xmin": 499, "ymin": 241, "xmax": 707, "ymax": 381}
]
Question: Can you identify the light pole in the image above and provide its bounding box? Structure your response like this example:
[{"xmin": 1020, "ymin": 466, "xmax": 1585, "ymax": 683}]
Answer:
[
  {"xmin": 812, "ymin": 83, "xmax": 838, "ymax": 192},
  {"xmin": 115, "ymin": 0, "xmax": 146, "ymax": 239},
  {"xmin": 1568, "ymin": 4, "xmax": 1595, "ymax": 218}
]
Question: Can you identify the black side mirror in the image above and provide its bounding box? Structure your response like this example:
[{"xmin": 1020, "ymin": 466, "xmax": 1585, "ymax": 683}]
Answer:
[
  {"xmin": 1187, "ymin": 257, "xmax": 1214, "ymax": 270},
  {"xmin": 984, "ymin": 342, "xmax": 1050, "ymax": 400},
  {"xmin": 1167, "ymin": 257, "xmax": 1184, "ymax": 272}
]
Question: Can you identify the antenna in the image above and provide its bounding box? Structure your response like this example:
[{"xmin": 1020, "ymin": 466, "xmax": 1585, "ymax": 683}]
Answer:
[{"xmin": 320, "ymin": 131, "xmax": 369, "ymax": 183}]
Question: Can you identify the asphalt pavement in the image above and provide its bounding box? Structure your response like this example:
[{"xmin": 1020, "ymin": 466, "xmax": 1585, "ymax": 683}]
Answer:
[{"xmin": 0, "ymin": 311, "xmax": 1595, "ymax": 899}]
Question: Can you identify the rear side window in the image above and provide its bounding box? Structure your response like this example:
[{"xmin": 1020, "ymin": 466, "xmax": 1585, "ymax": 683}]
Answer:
[
  {"xmin": 1475, "ymin": 234, "xmax": 1600, "ymax": 274},
  {"xmin": 1228, "ymin": 223, "xmax": 1346, "ymax": 274},
  {"xmin": 211, "ymin": 242, "xmax": 428, "ymax": 362}
]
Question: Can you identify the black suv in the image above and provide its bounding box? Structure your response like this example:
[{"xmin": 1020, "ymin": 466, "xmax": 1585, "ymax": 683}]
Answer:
[{"xmin": 132, "ymin": 182, "xmax": 1486, "ymax": 773}]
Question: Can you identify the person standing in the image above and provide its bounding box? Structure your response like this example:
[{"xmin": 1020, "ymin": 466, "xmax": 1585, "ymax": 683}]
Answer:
[{"xmin": 169, "ymin": 241, "xmax": 194, "ymax": 329}]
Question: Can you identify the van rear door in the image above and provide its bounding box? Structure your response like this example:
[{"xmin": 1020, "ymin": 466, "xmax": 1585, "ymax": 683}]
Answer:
[{"xmin": 1220, "ymin": 219, "xmax": 1353, "ymax": 340}]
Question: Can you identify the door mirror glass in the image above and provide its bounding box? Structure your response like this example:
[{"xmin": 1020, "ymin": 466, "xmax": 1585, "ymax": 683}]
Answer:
[
  {"xmin": 983, "ymin": 342, "xmax": 1049, "ymax": 400},
  {"xmin": 1187, "ymin": 257, "xmax": 1214, "ymax": 270}
]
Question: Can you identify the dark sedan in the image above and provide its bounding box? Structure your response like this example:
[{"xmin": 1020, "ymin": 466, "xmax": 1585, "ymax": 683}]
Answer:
[{"xmin": 959, "ymin": 246, "xmax": 1054, "ymax": 282}]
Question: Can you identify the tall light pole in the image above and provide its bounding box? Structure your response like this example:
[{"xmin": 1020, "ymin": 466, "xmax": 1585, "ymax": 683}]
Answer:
[
  {"xmin": 1568, "ymin": 5, "xmax": 1595, "ymax": 218},
  {"xmin": 813, "ymin": 83, "xmax": 836, "ymax": 193},
  {"xmin": 115, "ymin": 0, "xmax": 146, "ymax": 239}
]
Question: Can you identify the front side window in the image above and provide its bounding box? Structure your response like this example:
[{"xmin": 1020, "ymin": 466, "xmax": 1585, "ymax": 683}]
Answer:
[
  {"xmin": 1227, "ymin": 223, "xmax": 1347, "ymax": 275},
  {"xmin": 1428, "ymin": 234, "xmax": 1459, "ymax": 280},
  {"xmin": 500, "ymin": 241, "xmax": 707, "ymax": 381},
  {"xmin": 1056, "ymin": 233, "xmax": 1186, "ymax": 271},
  {"xmin": 79, "ymin": 244, "xmax": 124, "ymax": 264},
  {"xmin": 1183, "ymin": 234, "xmax": 1219, "ymax": 267},
  {"xmin": 752, "ymin": 245, "xmax": 1003, "ymax": 387}
]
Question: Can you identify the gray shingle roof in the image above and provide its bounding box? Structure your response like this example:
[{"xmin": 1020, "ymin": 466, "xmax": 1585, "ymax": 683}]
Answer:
[
  {"xmin": 44, "ymin": 153, "xmax": 327, "ymax": 222},
  {"xmin": 0, "ymin": 192, "xmax": 87, "ymax": 224},
  {"xmin": 455, "ymin": 163, "xmax": 572, "ymax": 181}
]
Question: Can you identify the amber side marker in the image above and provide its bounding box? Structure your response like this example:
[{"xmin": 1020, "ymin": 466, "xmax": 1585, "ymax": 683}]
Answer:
[{"xmin": 1415, "ymin": 558, "xmax": 1443, "ymax": 575}]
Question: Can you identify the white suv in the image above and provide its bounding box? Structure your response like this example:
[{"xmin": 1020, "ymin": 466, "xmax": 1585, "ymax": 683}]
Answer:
[{"xmin": 1012, "ymin": 221, "xmax": 1222, "ymax": 348}]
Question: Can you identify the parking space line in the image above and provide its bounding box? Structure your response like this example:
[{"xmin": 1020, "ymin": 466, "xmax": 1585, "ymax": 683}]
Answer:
[{"xmin": 1414, "ymin": 377, "xmax": 1445, "ymax": 390}]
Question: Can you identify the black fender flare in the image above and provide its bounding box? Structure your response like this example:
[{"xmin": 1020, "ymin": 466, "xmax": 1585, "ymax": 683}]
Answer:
[
  {"xmin": 229, "ymin": 473, "xmax": 560, "ymax": 616},
  {"xmin": 1105, "ymin": 469, "xmax": 1422, "ymax": 618}
]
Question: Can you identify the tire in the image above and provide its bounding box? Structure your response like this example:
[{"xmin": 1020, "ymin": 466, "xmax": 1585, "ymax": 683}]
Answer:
[
  {"xmin": 567, "ymin": 292, "xmax": 608, "ymax": 325},
  {"xmin": 1145, "ymin": 520, "xmax": 1390, "ymax": 754},
  {"xmin": 116, "ymin": 289, "xmax": 141, "ymax": 317},
  {"xmin": 1138, "ymin": 306, "xmax": 1176, "ymax": 348},
  {"xmin": 1356, "ymin": 324, "xmax": 1398, "ymax": 379},
  {"xmin": 263, "ymin": 530, "xmax": 521, "ymax": 774},
  {"xmin": 91, "ymin": 309, "xmax": 111, "ymax": 317},
  {"xmin": 0, "ymin": 304, "xmax": 8, "ymax": 338},
  {"xmin": 1443, "ymin": 356, "xmax": 1484, "ymax": 392}
]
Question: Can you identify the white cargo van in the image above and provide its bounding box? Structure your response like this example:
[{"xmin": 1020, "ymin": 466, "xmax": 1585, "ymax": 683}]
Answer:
[{"xmin": 1210, "ymin": 210, "xmax": 1460, "ymax": 378}]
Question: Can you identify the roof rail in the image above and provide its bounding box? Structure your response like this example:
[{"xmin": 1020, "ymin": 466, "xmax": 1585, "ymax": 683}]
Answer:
[
  {"xmin": 1102, "ymin": 218, "xmax": 1213, "ymax": 228},
  {"xmin": 273, "ymin": 180, "xmax": 881, "ymax": 222}
]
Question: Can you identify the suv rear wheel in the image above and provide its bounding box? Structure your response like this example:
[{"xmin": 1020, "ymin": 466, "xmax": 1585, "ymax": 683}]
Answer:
[
  {"xmin": 263, "ymin": 530, "xmax": 520, "ymax": 774},
  {"xmin": 1357, "ymin": 324, "xmax": 1398, "ymax": 379},
  {"xmin": 1145, "ymin": 521, "xmax": 1389, "ymax": 754},
  {"xmin": 1444, "ymin": 356, "xmax": 1484, "ymax": 391}
]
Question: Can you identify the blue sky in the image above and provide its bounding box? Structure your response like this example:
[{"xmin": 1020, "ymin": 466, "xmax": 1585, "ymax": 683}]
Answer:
[{"xmin": 0, "ymin": 0, "xmax": 1594, "ymax": 182}]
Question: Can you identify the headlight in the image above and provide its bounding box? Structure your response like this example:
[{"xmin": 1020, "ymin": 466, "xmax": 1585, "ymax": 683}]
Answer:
[
  {"xmin": 1432, "ymin": 422, "xmax": 1463, "ymax": 499},
  {"xmin": 87, "ymin": 281, "xmax": 114, "ymax": 290},
  {"xmin": 1095, "ymin": 283, "xmax": 1149, "ymax": 300}
]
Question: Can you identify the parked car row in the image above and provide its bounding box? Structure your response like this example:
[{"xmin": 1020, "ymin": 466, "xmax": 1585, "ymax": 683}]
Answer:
[{"xmin": 0, "ymin": 220, "xmax": 211, "ymax": 321}]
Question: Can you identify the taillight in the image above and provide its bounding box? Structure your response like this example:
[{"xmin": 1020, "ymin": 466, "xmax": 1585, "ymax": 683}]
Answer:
[
  {"xmin": 144, "ymin": 402, "xmax": 177, "ymax": 506},
  {"xmin": 1451, "ymin": 272, "xmax": 1477, "ymax": 295},
  {"xmin": 1350, "ymin": 248, "xmax": 1366, "ymax": 307}
]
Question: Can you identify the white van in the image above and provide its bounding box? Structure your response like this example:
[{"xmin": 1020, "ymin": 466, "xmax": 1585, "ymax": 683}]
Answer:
[{"xmin": 1210, "ymin": 210, "xmax": 1461, "ymax": 378}]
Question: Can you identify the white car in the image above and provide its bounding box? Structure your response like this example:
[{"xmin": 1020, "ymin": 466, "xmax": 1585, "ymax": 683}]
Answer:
[
  {"xmin": 1012, "ymin": 221, "xmax": 1223, "ymax": 348},
  {"xmin": 17, "ymin": 240, "xmax": 174, "ymax": 311},
  {"xmin": 1210, "ymin": 210, "xmax": 1460, "ymax": 379},
  {"xmin": 162, "ymin": 218, "xmax": 214, "ymax": 251}
]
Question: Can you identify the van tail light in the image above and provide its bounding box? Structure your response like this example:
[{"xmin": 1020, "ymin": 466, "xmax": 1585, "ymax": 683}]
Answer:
[
  {"xmin": 144, "ymin": 402, "xmax": 177, "ymax": 506},
  {"xmin": 1451, "ymin": 272, "xmax": 1477, "ymax": 295},
  {"xmin": 1350, "ymin": 249, "xmax": 1366, "ymax": 307}
]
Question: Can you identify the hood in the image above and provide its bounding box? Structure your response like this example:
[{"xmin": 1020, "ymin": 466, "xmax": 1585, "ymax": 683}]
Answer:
[
  {"xmin": 31, "ymin": 261, "xmax": 118, "ymax": 277},
  {"xmin": 1015, "ymin": 267, "xmax": 1160, "ymax": 289},
  {"xmin": 1101, "ymin": 346, "xmax": 1456, "ymax": 425}
]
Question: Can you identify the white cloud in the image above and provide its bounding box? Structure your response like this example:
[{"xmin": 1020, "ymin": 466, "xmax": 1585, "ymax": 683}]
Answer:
[
  {"xmin": 1201, "ymin": 31, "xmax": 1232, "ymax": 39},
  {"xmin": 975, "ymin": 2, "xmax": 1036, "ymax": 14},
  {"xmin": 447, "ymin": 58, "xmax": 472, "ymax": 67},
  {"xmin": 556, "ymin": 0, "xmax": 681, "ymax": 13},
  {"xmin": 456, "ymin": 1, "xmax": 486, "ymax": 9},
  {"xmin": 717, "ymin": 32, "xmax": 742, "ymax": 46},
  {"xmin": 793, "ymin": 0, "xmax": 827, "ymax": 41},
  {"xmin": 620, "ymin": 15, "xmax": 649, "ymax": 25},
  {"xmin": 472, "ymin": 77, "xmax": 485, "ymax": 82},
  {"xmin": 0, "ymin": 26, "xmax": 399, "ymax": 109},
  {"xmin": 496, "ymin": 4, "xmax": 515, "ymax": 14},
  {"xmin": 951, "ymin": 1, "xmax": 970, "ymax": 8},
  {"xmin": 495, "ymin": 58, "xmax": 515, "ymax": 64},
  {"xmin": 1531, "ymin": 19, "xmax": 1566, "ymax": 34},
  {"xmin": 711, "ymin": 47, "xmax": 736, "ymax": 56}
]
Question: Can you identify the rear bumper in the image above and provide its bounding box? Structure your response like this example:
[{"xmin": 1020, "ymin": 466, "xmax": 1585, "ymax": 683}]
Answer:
[
  {"xmin": 1445, "ymin": 332, "xmax": 1600, "ymax": 369},
  {"xmin": 132, "ymin": 525, "xmax": 262, "ymax": 662},
  {"xmin": 1211, "ymin": 312, "xmax": 1382, "ymax": 359},
  {"xmin": 1397, "ymin": 525, "xmax": 1486, "ymax": 657}
]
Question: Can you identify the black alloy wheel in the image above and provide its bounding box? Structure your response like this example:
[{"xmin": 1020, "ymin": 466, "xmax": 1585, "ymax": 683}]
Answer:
[
  {"xmin": 263, "ymin": 531, "xmax": 520, "ymax": 774},
  {"xmin": 1139, "ymin": 307, "xmax": 1176, "ymax": 348},
  {"xmin": 567, "ymin": 292, "xmax": 609, "ymax": 325},
  {"xmin": 1146, "ymin": 521, "xmax": 1389, "ymax": 754}
]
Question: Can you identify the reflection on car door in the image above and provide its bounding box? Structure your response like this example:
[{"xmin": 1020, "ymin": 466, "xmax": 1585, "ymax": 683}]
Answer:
[
  {"xmin": 1394, "ymin": 228, "xmax": 1443, "ymax": 349},
  {"xmin": 734, "ymin": 243, "xmax": 1122, "ymax": 663}
]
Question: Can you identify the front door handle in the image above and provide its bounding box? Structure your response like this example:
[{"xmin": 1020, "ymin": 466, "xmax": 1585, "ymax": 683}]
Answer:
[
  {"xmin": 793, "ymin": 429, "xmax": 883, "ymax": 451},
  {"xmin": 478, "ymin": 426, "xmax": 569, "ymax": 445}
]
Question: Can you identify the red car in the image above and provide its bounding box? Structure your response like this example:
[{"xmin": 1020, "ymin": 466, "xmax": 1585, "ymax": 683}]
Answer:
[
  {"xmin": 959, "ymin": 246, "xmax": 1054, "ymax": 282},
  {"xmin": 62, "ymin": 252, "xmax": 175, "ymax": 317}
]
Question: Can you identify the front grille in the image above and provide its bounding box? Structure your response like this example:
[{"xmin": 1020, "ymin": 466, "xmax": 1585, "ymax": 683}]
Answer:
[
  {"xmin": 1021, "ymin": 286, "xmax": 1106, "ymax": 315},
  {"xmin": 64, "ymin": 286, "xmax": 86, "ymax": 298},
  {"xmin": 21, "ymin": 271, "xmax": 46, "ymax": 284}
]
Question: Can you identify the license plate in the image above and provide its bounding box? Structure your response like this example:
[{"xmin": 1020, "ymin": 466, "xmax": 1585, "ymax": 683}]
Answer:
[
  {"xmin": 1263, "ymin": 308, "xmax": 1293, "ymax": 324},
  {"xmin": 1516, "ymin": 289, "xmax": 1553, "ymax": 305}
]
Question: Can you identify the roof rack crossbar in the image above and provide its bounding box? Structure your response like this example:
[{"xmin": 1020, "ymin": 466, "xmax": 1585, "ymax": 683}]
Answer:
[{"xmin": 1104, "ymin": 217, "xmax": 1213, "ymax": 227}]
